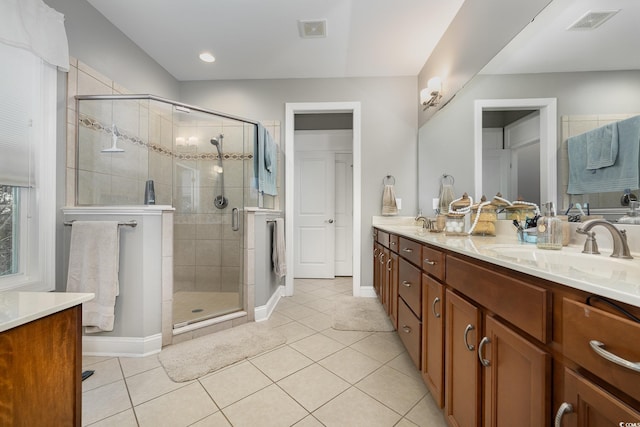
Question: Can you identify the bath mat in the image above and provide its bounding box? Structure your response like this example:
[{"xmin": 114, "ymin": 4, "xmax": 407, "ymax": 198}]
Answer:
[
  {"xmin": 331, "ymin": 296, "xmax": 395, "ymax": 332},
  {"xmin": 159, "ymin": 322, "xmax": 286, "ymax": 382}
]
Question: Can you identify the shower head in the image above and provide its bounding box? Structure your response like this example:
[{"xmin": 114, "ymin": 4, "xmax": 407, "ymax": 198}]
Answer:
[{"xmin": 210, "ymin": 137, "xmax": 220, "ymax": 146}]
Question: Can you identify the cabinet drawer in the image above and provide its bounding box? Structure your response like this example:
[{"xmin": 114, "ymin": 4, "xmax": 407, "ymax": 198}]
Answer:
[
  {"xmin": 422, "ymin": 245, "xmax": 445, "ymax": 281},
  {"xmin": 377, "ymin": 230, "xmax": 390, "ymax": 247},
  {"xmin": 399, "ymin": 258, "xmax": 422, "ymax": 318},
  {"xmin": 398, "ymin": 298, "xmax": 421, "ymax": 369},
  {"xmin": 389, "ymin": 234, "xmax": 399, "ymax": 253},
  {"xmin": 563, "ymin": 298, "xmax": 640, "ymax": 403},
  {"xmin": 398, "ymin": 237, "xmax": 422, "ymax": 266},
  {"xmin": 446, "ymin": 255, "xmax": 550, "ymax": 343}
]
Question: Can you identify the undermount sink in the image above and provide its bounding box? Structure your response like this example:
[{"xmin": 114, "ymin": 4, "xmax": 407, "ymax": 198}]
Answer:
[{"xmin": 480, "ymin": 244, "xmax": 640, "ymax": 287}]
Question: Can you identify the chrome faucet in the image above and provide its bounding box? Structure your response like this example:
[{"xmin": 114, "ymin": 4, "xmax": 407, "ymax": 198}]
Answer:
[{"xmin": 576, "ymin": 219, "xmax": 633, "ymax": 259}]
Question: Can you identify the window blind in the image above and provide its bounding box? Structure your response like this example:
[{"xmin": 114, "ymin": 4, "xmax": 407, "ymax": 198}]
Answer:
[{"xmin": 0, "ymin": 43, "xmax": 37, "ymax": 187}]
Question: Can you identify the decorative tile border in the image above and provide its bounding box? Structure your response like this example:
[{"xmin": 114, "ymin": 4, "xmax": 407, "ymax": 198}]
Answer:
[{"xmin": 79, "ymin": 113, "xmax": 253, "ymax": 161}]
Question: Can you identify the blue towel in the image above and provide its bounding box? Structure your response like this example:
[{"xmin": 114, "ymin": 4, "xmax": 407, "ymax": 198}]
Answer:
[
  {"xmin": 568, "ymin": 115, "xmax": 640, "ymax": 194},
  {"xmin": 586, "ymin": 122, "xmax": 618, "ymax": 169},
  {"xmin": 253, "ymin": 123, "xmax": 278, "ymax": 196}
]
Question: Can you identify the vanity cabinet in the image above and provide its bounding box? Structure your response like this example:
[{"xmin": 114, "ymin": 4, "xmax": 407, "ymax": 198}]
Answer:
[
  {"xmin": 0, "ymin": 305, "xmax": 83, "ymax": 426},
  {"xmin": 373, "ymin": 230, "xmax": 398, "ymax": 327},
  {"xmin": 372, "ymin": 225, "xmax": 640, "ymax": 426}
]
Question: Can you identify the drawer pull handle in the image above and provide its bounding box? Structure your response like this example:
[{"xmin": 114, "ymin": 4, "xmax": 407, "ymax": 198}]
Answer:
[
  {"xmin": 373, "ymin": 248, "xmax": 379, "ymax": 257},
  {"xmin": 402, "ymin": 248, "xmax": 413, "ymax": 253},
  {"xmin": 423, "ymin": 258, "xmax": 436, "ymax": 266},
  {"xmin": 589, "ymin": 340, "xmax": 640, "ymax": 372},
  {"xmin": 554, "ymin": 402, "xmax": 573, "ymax": 427},
  {"xmin": 464, "ymin": 324, "xmax": 475, "ymax": 351},
  {"xmin": 387, "ymin": 259, "xmax": 392, "ymax": 271},
  {"xmin": 432, "ymin": 297, "xmax": 441, "ymax": 318},
  {"xmin": 402, "ymin": 325, "xmax": 412, "ymax": 333},
  {"xmin": 379, "ymin": 253, "xmax": 385, "ymax": 263},
  {"xmin": 402, "ymin": 281, "xmax": 412, "ymax": 287},
  {"xmin": 478, "ymin": 337, "xmax": 491, "ymax": 367}
]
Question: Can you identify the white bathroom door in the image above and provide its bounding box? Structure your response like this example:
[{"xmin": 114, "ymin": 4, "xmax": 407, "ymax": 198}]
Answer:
[
  {"xmin": 294, "ymin": 151, "xmax": 336, "ymax": 278},
  {"xmin": 334, "ymin": 153, "xmax": 353, "ymax": 276}
]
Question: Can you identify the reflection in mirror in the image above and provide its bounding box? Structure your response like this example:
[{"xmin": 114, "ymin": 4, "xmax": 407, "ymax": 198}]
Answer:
[
  {"xmin": 474, "ymin": 98, "xmax": 557, "ymax": 209},
  {"xmin": 482, "ymin": 110, "xmax": 539, "ymax": 205},
  {"xmin": 561, "ymin": 113, "xmax": 640, "ymax": 211}
]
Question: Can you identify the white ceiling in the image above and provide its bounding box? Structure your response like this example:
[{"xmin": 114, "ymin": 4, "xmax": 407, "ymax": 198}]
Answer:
[
  {"xmin": 482, "ymin": 0, "xmax": 640, "ymax": 74},
  {"xmin": 87, "ymin": 0, "xmax": 465, "ymax": 81}
]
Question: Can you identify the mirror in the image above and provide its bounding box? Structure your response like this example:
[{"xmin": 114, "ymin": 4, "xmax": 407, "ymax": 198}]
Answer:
[{"xmin": 473, "ymin": 0, "xmax": 640, "ymax": 214}]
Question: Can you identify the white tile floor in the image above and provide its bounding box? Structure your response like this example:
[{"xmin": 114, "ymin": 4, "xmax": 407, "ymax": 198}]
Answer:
[{"xmin": 82, "ymin": 277, "xmax": 447, "ymax": 426}]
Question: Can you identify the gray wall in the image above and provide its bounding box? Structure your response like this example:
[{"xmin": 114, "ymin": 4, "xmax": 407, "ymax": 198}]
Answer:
[
  {"xmin": 45, "ymin": 0, "xmax": 180, "ymax": 99},
  {"xmin": 181, "ymin": 77, "xmax": 418, "ymax": 287},
  {"xmin": 418, "ymin": 70, "xmax": 640, "ymax": 213}
]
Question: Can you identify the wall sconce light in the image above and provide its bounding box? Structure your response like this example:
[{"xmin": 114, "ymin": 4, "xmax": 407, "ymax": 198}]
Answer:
[{"xmin": 420, "ymin": 77, "xmax": 443, "ymax": 110}]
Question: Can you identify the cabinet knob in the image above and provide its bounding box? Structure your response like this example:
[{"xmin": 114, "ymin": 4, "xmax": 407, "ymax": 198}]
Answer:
[
  {"xmin": 554, "ymin": 402, "xmax": 573, "ymax": 427},
  {"xmin": 478, "ymin": 336, "xmax": 491, "ymax": 367},
  {"xmin": 402, "ymin": 325, "xmax": 412, "ymax": 334},
  {"xmin": 463, "ymin": 324, "xmax": 475, "ymax": 351}
]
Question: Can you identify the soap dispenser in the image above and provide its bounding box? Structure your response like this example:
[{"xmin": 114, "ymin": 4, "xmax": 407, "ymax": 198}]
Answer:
[{"xmin": 536, "ymin": 202, "xmax": 562, "ymax": 250}]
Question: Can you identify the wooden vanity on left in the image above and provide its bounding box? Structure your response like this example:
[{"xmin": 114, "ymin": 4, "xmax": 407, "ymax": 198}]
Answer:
[{"xmin": 0, "ymin": 292, "xmax": 94, "ymax": 426}]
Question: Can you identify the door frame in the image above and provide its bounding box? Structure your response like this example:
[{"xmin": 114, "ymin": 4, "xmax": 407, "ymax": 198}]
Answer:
[
  {"xmin": 473, "ymin": 98, "xmax": 557, "ymax": 207},
  {"xmin": 285, "ymin": 102, "xmax": 362, "ymax": 297}
]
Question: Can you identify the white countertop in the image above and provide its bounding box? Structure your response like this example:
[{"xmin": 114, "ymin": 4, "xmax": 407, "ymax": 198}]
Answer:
[
  {"xmin": 373, "ymin": 222, "xmax": 640, "ymax": 308},
  {"xmin": 0, "ymin": 292, "xmax": 94, "ymax": 333}
]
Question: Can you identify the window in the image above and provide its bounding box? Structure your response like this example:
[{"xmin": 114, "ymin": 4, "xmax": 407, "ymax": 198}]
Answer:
[{"xmin": 0, "ymin": 43, "xmax": 57, "ymax": 291}]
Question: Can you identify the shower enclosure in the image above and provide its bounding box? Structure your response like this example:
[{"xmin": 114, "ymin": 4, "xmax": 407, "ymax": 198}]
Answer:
[{"xmin": 75, "ymin": 95, "xmax": 258, "ymax": 329}]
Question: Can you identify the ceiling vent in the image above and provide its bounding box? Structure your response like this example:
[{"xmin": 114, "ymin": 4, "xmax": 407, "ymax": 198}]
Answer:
[
  {"xmin": 298, "ymin": 20, "xmax": 327, "ymax": 38},
  {"xmin": 567, "ymin": 10, "xmax": 619, "ymax": 31}
]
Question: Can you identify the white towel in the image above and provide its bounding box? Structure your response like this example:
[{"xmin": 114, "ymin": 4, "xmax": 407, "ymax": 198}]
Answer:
[
  {"xmin": 66, "ymin": 221, "xmax": 120, "ymax": 333},
  {"xmin": 382, "ymin": 184, "xmax": 398, "ymax": 216},
  {"xmin": 272, "ymin": 218, "xmax": 286, "ymax": 279}
]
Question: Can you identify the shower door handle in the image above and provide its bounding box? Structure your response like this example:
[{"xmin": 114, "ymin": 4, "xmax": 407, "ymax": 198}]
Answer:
[{"xmin": 232, "ymin": 208, "xmax": 239, "ymax": 231}]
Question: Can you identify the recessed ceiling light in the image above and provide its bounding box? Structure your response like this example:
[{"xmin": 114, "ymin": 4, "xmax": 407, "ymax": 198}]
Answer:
[{"xmin": 199, "ymin": 52, "xmax": 215, "ymax": 63}]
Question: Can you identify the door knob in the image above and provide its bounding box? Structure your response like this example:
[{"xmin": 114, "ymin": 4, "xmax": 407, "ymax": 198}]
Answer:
[{"xmin": 327, "ymin": 219, "xmax": 334, "ymax": 223}]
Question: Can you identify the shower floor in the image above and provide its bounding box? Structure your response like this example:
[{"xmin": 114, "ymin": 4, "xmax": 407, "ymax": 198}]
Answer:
[{"xmin": 173, "ymin": 291, "xmax": 241, "ymax": 328}]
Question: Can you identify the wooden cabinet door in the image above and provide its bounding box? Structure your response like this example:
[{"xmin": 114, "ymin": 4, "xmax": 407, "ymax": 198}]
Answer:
[
  {"xmin": 422, "ymin": 274, "xmax": 444, "ymax": 408},
  {"xmin": 557, "ymin": 368, "xmax": 640, "ymax": 427},
  {"xmin": 445, "ymin": 289, "xmax": 481, "ymax": 427},
  {"xmin": 482, "ymin": 315, "xmax": 550, "ymax": 426},
  {"xmin": 381, "ymin": 247, "xmax": 391, "ymax": 314},
  {"xmin": 373, "ymin": 242, "xmax": 382, "ymax": 297},
  {"xmin": 389, "ymin": 251, "xmax": 399, "ymax": 329}
]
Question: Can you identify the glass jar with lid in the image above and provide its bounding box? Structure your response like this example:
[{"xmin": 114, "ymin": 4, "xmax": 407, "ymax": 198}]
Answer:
[
  {"xmin": 445, "ymin": 193, "xmax": 471, "ymax": 236},
  {"xmin": 505, "ymin": 198, "xmax": 538, "ymax": 223},
  {"xmin": 470, "ymin": 195, "xmax": 497, "ymax": 236}
]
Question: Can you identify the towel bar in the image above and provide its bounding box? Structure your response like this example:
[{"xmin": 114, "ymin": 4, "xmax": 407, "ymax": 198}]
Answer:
[{"xmin": 64, "ymin": 220, "xmax": 137, "ymax": 228}]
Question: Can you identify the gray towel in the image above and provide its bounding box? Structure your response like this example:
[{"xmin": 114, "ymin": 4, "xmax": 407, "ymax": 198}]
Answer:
[
  {"xmin": 382, "ymin": 184, "xmax": 398, "ymax": 216},
  {"xmin": 586, "ymin": 122, "xmax": 618, "ymax": 170},
  {"xmin": 568, "ymin": 115, "xmax": 640, "ymax": 194}
]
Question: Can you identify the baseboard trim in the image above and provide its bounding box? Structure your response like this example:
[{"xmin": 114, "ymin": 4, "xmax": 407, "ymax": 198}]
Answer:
[
  {"xmin": 82, "ymin": 333, "xmax": 162, "ymax": 357},
  {"xmin": 255, "ymin": 285, "xmax": 285, "ymax": 322},
  {"xmin": 358, "ymin": 286, "xmax": 377, "ymax": 298}
]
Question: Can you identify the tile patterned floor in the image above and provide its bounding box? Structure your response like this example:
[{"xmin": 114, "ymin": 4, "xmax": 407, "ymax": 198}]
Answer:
[{"xmin": 82, "ymin": 277, "xmax": 447, "ymax": 426}]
